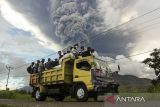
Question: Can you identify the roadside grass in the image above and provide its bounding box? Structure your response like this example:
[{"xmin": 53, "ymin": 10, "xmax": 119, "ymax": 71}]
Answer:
[
  {"xmin": 117, "ymin": 93, "xmax": 160, "ymax": 101},
  {"xmin": 1, "ymin": 85, "xmax": 160, "ymax": 101},
  {"xmin": 116, "ymin": 84, "xmax": 160, "ymax": 101},
  {"xmin": 148, "ymin": 84, "xmax": 160, "ymax": 93},
  {"xmin": 0, "ymin": 104, "xmax": 19, "ymax": 107},
  {"xmin": 119, "ymin": 85, "xmax": 149, "ymax": 93},
  {"xmin": 0, "ymin": 90, "xmax": 32, "ymax": 100}
]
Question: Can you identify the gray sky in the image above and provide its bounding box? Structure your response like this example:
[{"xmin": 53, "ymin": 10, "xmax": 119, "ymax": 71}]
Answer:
[{"xmin": 0, "ymin": 0, "xmax": 160, "ymax": 89}]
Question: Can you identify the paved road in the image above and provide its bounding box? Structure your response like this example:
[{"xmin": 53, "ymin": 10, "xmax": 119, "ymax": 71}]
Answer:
[{"xmin": 0, "ymin": 99, "xmax": 160, "ymax": 107}]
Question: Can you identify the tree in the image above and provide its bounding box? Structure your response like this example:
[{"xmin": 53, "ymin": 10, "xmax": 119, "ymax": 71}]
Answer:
[{"xmin": 143, "ymin": 48, "xmax": 160, "ymax": 85}]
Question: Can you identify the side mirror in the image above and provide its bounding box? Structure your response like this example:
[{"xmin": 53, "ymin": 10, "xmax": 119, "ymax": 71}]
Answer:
[{"xmin": 118, "ymin": 65, "xmax": 120, "ymax": 71}]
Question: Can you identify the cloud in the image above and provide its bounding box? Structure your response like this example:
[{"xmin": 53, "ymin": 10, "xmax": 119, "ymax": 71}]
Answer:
[
  {"xmin": 0, "ymin": 1, "xmax": 60, "ymax": 89},
  {"xmin": 0, "ymin": 0, "xmax": 61, "ymax": 51},
  {"xmin": 0, "ymin": 16, "xmax": 54, "ymax": 62},
  {"xmin": 7, "ymin": 0, "xmax": 58, "ymax": 40},
  {"xmin": 115, "ymin": 55, "xmax": 155, "ymax": 79},
  {"xmin": 90, "ymin": 29, "xmax": 137, "ymax": 57},
  {"xmin": 96, "ymin": 0, "xmax": 160, "ymax": 59},
  {"xmin": 0, "ymin": 33, "xmax": 53, "ymax": 59},
  {"xmin": 0, "ymin": 51, "xmax": 29, "ymax": 90},
  {"xmin": 96, "ymin": 53, "xmax": 156, "ymax": 79},
  {"xmin": 0, "ymin": 77, "xmax": 27, "ymax": 90},
  {"xmin": 0, "ymin": 19, "xmax": 56, "ymax": 90},
  {"xmin": 5, "ymin": 0, "xmax": 160, "ymax": 57},
  {"xmin": 97, "ymin": 0, "xmax": 137, "ymax": 27}
]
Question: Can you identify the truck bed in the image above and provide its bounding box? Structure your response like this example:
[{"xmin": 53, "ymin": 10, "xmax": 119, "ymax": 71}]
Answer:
[
  {"xmin": 30, "ymin": 67, "xmax": 64, "ymax": 86},
  {"xmin": 30, "ymin": 57, "xmax": 74, "ymax": 86}
]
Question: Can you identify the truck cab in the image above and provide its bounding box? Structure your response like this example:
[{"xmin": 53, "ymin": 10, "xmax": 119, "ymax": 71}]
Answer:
[{"xmin": 30, "ymin": 55, "xmax": 119, "ymax": 102}]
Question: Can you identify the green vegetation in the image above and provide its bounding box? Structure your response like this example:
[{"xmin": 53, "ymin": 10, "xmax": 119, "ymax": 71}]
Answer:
[
  {"xmin": 117, "ymin": 84, "xmax": 160, "ymax": 101},
  {"xmin": 0, "ymin": 104, "xmax": 19, "ymax": 107},
  {"xmin": 143, "ymin": 48, "xmax": 160, "ymax": 85},
  {"xmin": 119, "ymin": 85, "xmax": 149, "ymax": 93},
  {"xmin": 148, "ymin": 84, "xmax": 160, "ymax": 93},
  {"xmin": 116, "ymin": 93, "xmax": 160, "ymax": 101},
  {"xmin": 0, "ymin": 90, "xmax": 31, "ymax": 100},
  {"xmin": 0, "ymin": 85, "xmax": 159, "ymax": 102}
]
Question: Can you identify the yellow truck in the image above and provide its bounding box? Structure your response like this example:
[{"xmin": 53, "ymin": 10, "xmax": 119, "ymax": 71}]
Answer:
[{"xmin": 29, "ymin": 55, "xmax": 119, "ymax": 102}]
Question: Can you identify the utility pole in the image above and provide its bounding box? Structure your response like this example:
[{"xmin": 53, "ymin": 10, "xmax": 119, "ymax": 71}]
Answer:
[{"xmin": 6, "ymin": 66, "xmax": 13, "ymax": 91}]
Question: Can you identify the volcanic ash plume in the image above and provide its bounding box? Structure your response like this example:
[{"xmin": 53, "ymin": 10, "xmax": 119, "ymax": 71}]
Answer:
[{"xmin": 50, "ymin": 0, "xmax": 104, "ymax": 46}]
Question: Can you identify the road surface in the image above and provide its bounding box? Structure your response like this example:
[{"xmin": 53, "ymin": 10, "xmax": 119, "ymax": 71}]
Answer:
[{"xmin": 0, "ymin": 99, "xmax": 160, "ymax": 107}]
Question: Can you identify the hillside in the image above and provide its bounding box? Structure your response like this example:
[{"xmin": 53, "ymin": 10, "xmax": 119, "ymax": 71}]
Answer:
[{"xmin": 113, "ymin": 74, "xmax": 152, "ymax": 86}]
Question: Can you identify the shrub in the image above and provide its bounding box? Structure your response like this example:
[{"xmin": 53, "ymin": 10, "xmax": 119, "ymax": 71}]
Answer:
[
  {"xmin": 0, "ymin": 91, "xmax": 15, "ymax": 99},
  {"xmin": 148, "ymin": 84, "xmax": 160, "ymax": 93}
]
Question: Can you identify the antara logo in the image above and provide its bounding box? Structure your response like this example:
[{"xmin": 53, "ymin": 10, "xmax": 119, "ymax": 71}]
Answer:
[
  {"xmin": 105, "ymin": 95, "xmax": 146, "ymax": 104},
  {"xmin": 116, "ymin": 96, "xmax": 146, "ymax": 103}
]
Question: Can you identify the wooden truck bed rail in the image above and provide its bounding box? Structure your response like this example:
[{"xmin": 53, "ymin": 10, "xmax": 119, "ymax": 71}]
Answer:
[{"xmin": 30, "ymin": 68, "xmax": 64, "ymax": 86}]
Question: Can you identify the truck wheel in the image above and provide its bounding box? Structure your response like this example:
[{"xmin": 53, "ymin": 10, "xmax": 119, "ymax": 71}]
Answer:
[
  {"xmin": 35, "ymin": 89, "xmax": 46, "ymax": 101},
  {"xmin": 75, "ymin": 85, "xmax": 88, "ymax": 102},
  {"xmin": 54, "ymin": 95, "xmax": 65, "ymax": 101}
]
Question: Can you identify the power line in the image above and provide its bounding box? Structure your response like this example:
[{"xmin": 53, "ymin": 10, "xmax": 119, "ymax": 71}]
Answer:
[
  {"xmin": 6, "ymin": 49, "xmax": 156, "ymax": 78},
  {"xmin": 0, "ymin": 71, "xmax": 7, "ymax": 75},
  {"xmin": 110, "ymin": 50, "xmax": 153, "ymax": 62},
  {"xmin": 11, "ymin": 74, "xmax": 29, "ymax": 78},
  {"xmin": 0, "ymin": 9, "xmax": 159, "ymax": 89},
  {"xmin": 124, "ymin": 15, "xmax": 160, "ymax": 30},
  {"xmin": 14, "ymin": 53, "xmax": 58, "ymax": 70},
  {"xmin": 13, "ymin": 18, "xmax": 160, "ymax": 71},
  {"xmin": 127, "ymin": 19, "xmax": 160, "ymax": 31},
  {"xmin": 1, "ymin": 8, "xmax": 160, "ymax": 87},
  {"xmin": 95, "ymin": 49, "xmax": 154, "ymax": 64},
  {"xmin": 119, "ymin": 20, "xmax": 160, "ymax": 38},
  {"xmin": 0, "ymin": 49, "xmax": 156, "ymax": 88},
  {"xmin": 90, "ymin": 7, "xmax": 160, "ymax": 42},
  {"xmin": 10, "ymin": 7, "xmax": 160, "ymax": 72}
]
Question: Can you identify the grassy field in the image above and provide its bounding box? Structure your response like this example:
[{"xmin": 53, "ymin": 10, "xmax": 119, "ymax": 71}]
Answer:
[
  {"xmin": 0, "ymin": 104, "xmax": 19, "ymax": 107},
  {"xmin": 0, "ymin": 85, "xmax": 159, "ymax": 107},
  {"xmin": 119, "ymin": 85, "xmax": 149, "ymax": 93},
  {"xmin": 0, "ymin": 90, "xmax": 31, "ymax": 100},
  {"xmin": 0, "ymin": 84, "xmax": 160, "ymax": 101}
]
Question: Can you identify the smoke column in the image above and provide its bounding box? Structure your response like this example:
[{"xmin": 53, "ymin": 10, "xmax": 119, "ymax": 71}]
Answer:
[{"xmin": 50, "ymin": 0, "xmax": 104, "ymax": 46}]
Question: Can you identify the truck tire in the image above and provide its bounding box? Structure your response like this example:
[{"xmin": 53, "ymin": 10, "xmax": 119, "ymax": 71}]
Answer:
[
  {"xmin": 54, "ymin": 95, "xmax": 65, "ymax": 101},
  {"xmin": 75, "ymin": 85, "xmax": 88, "ymax": 102},
  {"xmin": 35, "ymin": 89, "xmax": 46, "ymax": 101}
]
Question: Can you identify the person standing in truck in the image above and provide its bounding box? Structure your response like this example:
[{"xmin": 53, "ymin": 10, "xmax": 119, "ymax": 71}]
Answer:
[
  {"xmin": 58, "ymin": 51, "xmax": 63, "ymax": 60},
  {"xmin": 91, "ymin": 48, "xmax": 96, "ymax": 56},
  {"xmin": 54, "ymin": 58, "xmax": 59, "ymax": 66},
  {"xmin": 37, "ymin": 59, "xmax": 45, "ymax": 83},
  {"xmin": 34, "ymin": 60, "xmax": 40, "ymax": 73},
  {"xmin": 45, "ymin": 58, "xmax": 53, "ymax": 70},
  {"xmin": 83, "ymin": 47, "xmax": 91, "ymax": 57},
  {"xmin": 71, "ymin": 46, "xmax": 79, "ymax": 58},
  {"xmin": 79, "ymin": 46, "xmax": 84, "ymax": 56},
  {"xmin": 30, "ymin": 62, "xmax": 35, "ymax": 73},
  {"xmin": 74, "ymin": 44, "xmax": 79, "ymax": 50},
  {"xmin": 39, "ymin": 59, "xmax": 45, "ymax": 72},
  {"xmin": 27, "ymin": 62, "xmax": 35, "ymax": 74}
]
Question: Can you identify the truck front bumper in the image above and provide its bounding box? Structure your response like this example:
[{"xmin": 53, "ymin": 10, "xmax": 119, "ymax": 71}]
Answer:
[{"xmin": 94, "ymin": 83, "xmax": 119, "ymax": 94}]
